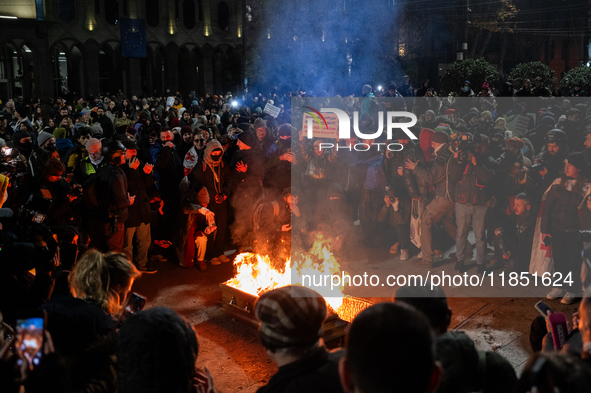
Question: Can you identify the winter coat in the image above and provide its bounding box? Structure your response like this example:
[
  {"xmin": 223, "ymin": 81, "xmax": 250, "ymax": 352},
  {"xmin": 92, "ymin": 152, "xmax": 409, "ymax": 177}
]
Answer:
[
  {"xmin": 377, "ymin": 197, "xmax": 411, "ymax": 227},
  {"xmin": 413, "ymin": 144, "xmax": 463, "ymax": 202},
  {"xmin": 454, "ymin": 160, "xmax": 494, "ymax": 205},
  {"xmin": 122, "ymin": 161, "xmax": 154, "ymax": 227},
  {"xmin": 542, "ymin": 179, "xmax": 588, "ymax": 233},
  {"xmin": 150, "ymin": 141, "xmax": 183, "ymax": 197}
]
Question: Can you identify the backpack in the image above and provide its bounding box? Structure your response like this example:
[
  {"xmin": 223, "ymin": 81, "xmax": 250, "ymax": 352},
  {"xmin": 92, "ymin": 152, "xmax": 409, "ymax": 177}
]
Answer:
[{"xmin": 83, "ymin": 166, "xmax": 117, "ymax": 210}]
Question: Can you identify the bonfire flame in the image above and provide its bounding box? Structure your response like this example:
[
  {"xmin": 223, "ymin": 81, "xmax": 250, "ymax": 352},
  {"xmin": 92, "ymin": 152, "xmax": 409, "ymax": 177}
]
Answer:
[{"xmin": 225, "ymin": 232, "xmax": 348, "ymax": 318}]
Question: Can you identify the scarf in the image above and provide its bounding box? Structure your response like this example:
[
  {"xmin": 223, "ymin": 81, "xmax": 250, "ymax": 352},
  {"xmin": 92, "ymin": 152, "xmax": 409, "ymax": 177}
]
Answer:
[{"xmin": 90, "ymin": 155, "xmax": 104, "ymax": 166}]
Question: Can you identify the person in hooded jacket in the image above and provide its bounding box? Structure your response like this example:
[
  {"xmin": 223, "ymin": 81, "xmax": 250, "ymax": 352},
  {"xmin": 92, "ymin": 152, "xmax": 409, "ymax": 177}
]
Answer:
[
  {"xmin": 253, "ymin": 118, "xmax": 275, "ymax": 160},
  {"xmin": 265, "ymin": 124, "xmax": 296, "ymax": 198},
  {"xmin": 559, "ymin": 108, "xmax": 584, "ymax": 153},
  {"xmin": 177, "ymin": 126, "xmax": 194, "ymax": 159},
  {"xmin": 416, "ymin": 79, "xmax": 433, "ymax": 98},
  {"xmin": 192, "ymin": 139, "xmax": 231, "ymax": 265},
  {"xmin": 525, "ymin": 115, "xmax": 557, "ymax": 154},
  {"xmin": 229, "ymin": 131, "xmax": 265, "ymax": 249}
]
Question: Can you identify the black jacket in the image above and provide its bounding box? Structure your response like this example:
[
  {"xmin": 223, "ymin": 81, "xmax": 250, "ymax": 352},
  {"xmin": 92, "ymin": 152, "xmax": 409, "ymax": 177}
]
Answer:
[
  {"xmin": 454, "ymin": 159, "xmax": 494, "ymax": 205},
  {"xmin": 256, "ymin": 346, "xmax": 344, "ymax": 393},
  {"xmin": 122, "ymin": 161, "xmax": 154, "ymax": 227},
  {"xmin": 542, "ymin": 179, "xmax": 587, "ymax": 233}
]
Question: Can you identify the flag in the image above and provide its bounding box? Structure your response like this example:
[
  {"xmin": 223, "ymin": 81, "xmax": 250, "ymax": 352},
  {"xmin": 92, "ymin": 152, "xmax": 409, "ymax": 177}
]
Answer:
[
  {"xmin": 183, "ymin": 146, "xmax": 199, "ymax": 177},
  {"xmin": 120, "ymin": 18, "xmax": 146, "ymax": 58},
  {"xmin": 529, "ymin": 179, "xmax": 561, "ymax": 276}
]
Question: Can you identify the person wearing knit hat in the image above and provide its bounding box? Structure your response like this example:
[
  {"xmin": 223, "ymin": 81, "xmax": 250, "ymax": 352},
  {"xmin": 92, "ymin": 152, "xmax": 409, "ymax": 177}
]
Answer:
[
  {"xmin": 431, "ymin": 130, "xmax": 450, "ymax": 145},
  {"xmin": 424, "ymin": 110, "xmax": 437, "ymax": 129},
  {"xmin": 434, "ymin": 123, "xmax": 452, "ymax": 136},
  {"xmin": 53, "ymin": 127, "xmax": 67, "ymax": 140},
  {"xmin": 236, "ymin": 130, "xmax": 258, "ymax": 149},
  {"xmin": 190, "ymin": 139, "xmax": 230, "ymax": 267},
  {"xmin": 255, "ymin": 286, "xmax": 343, "ymax": 393},
  {"xmin": 541, "ymin": 151, "xmax": 588, "ymax": 304},
  {"xmin": 38, "ymin": 131, "xmax": 56, "ymax": 149}
]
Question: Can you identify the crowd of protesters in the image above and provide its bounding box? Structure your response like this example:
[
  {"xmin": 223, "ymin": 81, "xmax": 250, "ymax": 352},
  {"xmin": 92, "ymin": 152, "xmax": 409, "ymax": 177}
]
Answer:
[{"xmin": 2, "ymin": 73, "xmax": 591, "ymax": 392}]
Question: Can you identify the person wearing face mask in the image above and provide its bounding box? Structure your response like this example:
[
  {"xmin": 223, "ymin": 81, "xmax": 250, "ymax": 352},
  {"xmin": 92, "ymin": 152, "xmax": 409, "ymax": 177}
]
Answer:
[
  {"xmin": 11, "ymin": 128, "xmax": 34, "ymax": 159},
  {"xmin": 36, "ymin": 157, "xmax": 81, "ymax": 228},
  {"xmin": 191, "ymin": 140, "xmax": 230, "ymax": 267},
  {"xmin": 264, "ymin": 124, "xmax": 296, "ymax": 197},
  {"xmin": 229, "ymin": 131, "xmax": 265, "ymax": 250}
]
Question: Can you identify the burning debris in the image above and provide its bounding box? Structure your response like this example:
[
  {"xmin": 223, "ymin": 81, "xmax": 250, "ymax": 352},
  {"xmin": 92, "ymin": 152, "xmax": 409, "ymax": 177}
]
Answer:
[{"xmin": 223, "ymin": 232, "xmax": 371, "ymax": 323}]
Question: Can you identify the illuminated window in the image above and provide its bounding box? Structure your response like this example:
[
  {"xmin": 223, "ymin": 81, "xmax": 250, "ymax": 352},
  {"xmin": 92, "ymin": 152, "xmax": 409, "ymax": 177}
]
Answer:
[
  {"xmin": 183, "ymin": 0, "xmax": 196, "ymax": 29},
  {"xmin": 146, "ymin": 0, "xmax": 159, "ymax": 27},
  {"xmin": 105, "ymin": 0, "xmax": 119, "ymax": 25},
  {"xmin": 58, "ymin": 0, "xmax": 75, "ymax": 23},
  {"xmin": 218, "ymin": 2, "xmax": 229, "ymax": 31},
  {"xmin": 36, "ymin": 0, "xmax": 44, "ymax": 20}
]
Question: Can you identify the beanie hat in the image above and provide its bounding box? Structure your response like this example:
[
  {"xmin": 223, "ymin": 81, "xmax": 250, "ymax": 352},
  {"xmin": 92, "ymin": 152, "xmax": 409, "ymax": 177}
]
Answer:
[
  {"xmin": 504, "ymin": 137, "xmax": 524, "ymax": 151},
  {"xmin": 432, "ymin": 130, "xmax": 450, "ymax": 144},
  {"xmin": 180, "ymin": 126, "xmax": 193, "ymax": 136},
  {"xmin": 86, "ymin": 138, "xmax": 102, "ymax": 153},
  {"xmin": 434, "ymin": 123, "xmax": 452, "ymax": 135},
  {"xmin": 37, "ymin": 131, "xmax": 54, "ymax": 147},
  {"xmin": 237, "ymin": 131, "xmax": 257, "ymax": 148},
  {"xmin": 126, "ymin": 125, "xmax": 137, "ymax": 135},
  {"xmin": 425, "ymin": 110, "xmax": 436, "ymax": 118},
  {"xmin": 121, "ymin": 140, "xmax": 139, "ymax": 150},
  {"xmin": 278, "ymin": 124, "xmax": 293, "ymax": 137},
  {"xmin": 255, "ymin": 286, "xmax": 327, "ymax": 349},
  {"xmin": 362, "ymin": 84, "xmax": 372, "ymax": 95},
  {"xmin": 444, "ymin": 108, "xmax": 456, "ymax": 115},
  {"xmin": 565, "ymin": 152, "xmax": 586, "ymax": 171},
  {"xmin": 53, "ymin": 127, "xmax": 67, "ymax": 140},
  {"xmin": 254, "ymin": 118, "xmax": 267, "ymax": 131},
  {"xmin": 196, "ymin": 187, "xmax": 210, "ymax": 206}
]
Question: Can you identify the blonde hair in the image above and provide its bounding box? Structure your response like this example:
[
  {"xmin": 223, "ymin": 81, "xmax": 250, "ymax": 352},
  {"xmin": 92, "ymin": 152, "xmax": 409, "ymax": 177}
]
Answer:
[{"xmin": 69, "ymin": 250, "xmax": 141, "ymax": 314}]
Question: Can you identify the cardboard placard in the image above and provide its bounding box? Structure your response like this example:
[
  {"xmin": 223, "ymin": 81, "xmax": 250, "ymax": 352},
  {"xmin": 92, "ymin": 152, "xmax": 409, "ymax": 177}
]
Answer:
[
  {"xmin": 263, "ymin": 103, "xmax": 281, "ymax": 118},
  {"xmin": 166, "ymin": 96, "xmax": 175, "ymax": 107},
  {"xmin": 302, "ymin": 112, "xmax": 339, "ymax": 139}
]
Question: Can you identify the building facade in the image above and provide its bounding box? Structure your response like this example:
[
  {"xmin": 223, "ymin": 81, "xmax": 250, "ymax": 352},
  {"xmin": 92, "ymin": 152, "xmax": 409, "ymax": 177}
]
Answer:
[{"xmin": 0, "ymin": 0, "xmax": 244, "ymax": 101}]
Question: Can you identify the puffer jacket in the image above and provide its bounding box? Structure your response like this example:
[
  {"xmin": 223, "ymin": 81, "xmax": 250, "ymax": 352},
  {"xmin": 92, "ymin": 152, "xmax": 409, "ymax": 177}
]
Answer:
[
  {"xmin": 542, "ymin": 179, "xmax": 587, "ymax": 233},
  {"xmin": 454, "ymin": 160, "xmax": 494, "ymax": 205}
]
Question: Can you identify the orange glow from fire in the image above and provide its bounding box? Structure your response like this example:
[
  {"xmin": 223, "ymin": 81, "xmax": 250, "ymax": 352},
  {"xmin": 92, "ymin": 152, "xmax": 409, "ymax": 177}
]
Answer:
[{"xmin": 225, "ymin": 232, "xmax": 346, "ymax": 315}]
